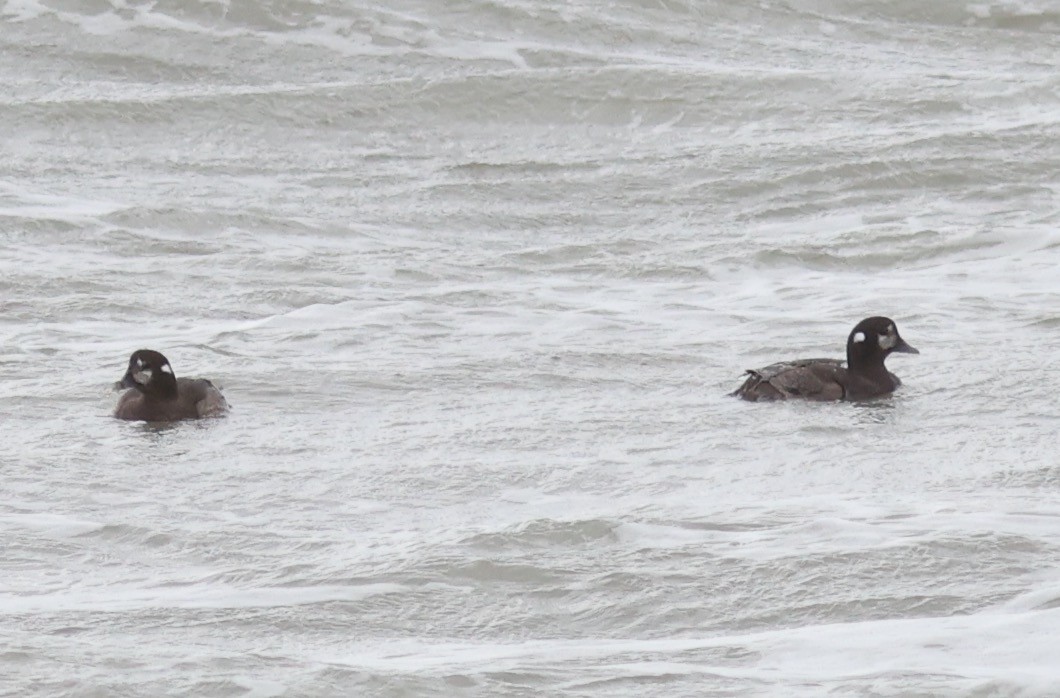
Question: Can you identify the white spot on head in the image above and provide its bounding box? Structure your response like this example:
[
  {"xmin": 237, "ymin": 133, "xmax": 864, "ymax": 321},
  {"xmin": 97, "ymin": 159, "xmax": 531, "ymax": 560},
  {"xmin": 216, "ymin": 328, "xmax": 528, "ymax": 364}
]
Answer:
[
  {"xmin": 852, "ymin": 332, "xmax": 866, "ymax": 343},
  {"xmin": 160, "ymin": 364, "xmax": 173, "ymax": 375},
  {"xmin": 133, "ymin": 368, "xmax": 153, "ymax": 384},
  {"xmin": 878, "ymin": 333, "xmax": 897, "ymax": 350},
  {"xmin": 135, "ymin": 357, "xmax": 144, "ymax": 369}
]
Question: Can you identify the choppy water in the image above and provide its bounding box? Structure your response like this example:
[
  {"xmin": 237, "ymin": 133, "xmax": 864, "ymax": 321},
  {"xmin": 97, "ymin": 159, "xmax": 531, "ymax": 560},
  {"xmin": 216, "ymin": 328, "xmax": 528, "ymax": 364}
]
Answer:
[{"xmin": 2, "ymin": 0, "xmax": 1060, "ymax": 695}]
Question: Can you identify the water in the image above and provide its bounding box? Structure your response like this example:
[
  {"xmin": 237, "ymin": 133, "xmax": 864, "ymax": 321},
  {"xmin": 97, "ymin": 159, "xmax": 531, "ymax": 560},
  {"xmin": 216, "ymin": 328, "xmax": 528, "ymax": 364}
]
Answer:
[{"xmin": 2, "ymin": 0, "xmax": 1060, "ymax": 695}]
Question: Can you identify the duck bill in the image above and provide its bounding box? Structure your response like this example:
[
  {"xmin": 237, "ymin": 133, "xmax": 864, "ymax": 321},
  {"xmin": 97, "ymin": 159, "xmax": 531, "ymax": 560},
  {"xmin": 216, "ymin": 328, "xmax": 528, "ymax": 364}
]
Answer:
[
  {"xmin": 119, "ymin": 372, "xmax": 139, "ymax": 390},
  {"xmin": 893, "ymin": 338, "xmax": 919, "ymax": 354}
]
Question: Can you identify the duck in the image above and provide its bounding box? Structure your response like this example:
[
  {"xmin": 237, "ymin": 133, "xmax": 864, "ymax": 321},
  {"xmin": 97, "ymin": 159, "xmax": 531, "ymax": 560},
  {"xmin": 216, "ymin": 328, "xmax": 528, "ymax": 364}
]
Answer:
[
  {"xmin": 114, "ymin": 349, "xmax": 228, "ymax": 421},
  {"xmin": 732, "ymin": 316, "xmax": 918, "ymax": 402}
]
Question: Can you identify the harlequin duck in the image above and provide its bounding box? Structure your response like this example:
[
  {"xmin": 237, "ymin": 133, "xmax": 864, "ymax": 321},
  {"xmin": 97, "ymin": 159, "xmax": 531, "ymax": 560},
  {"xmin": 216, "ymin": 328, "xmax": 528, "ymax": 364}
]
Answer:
[
  {"xmin": 732, "ymin": 316, "xmax": 918, "ymax": 402},
  {"xmin": 114, "ymin": 349, "xmax": 228, "ymax": 421}
]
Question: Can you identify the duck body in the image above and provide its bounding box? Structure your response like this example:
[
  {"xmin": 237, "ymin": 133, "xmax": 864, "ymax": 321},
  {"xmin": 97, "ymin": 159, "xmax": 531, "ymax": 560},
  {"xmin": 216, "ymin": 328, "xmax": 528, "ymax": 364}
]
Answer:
[
  {"xmin": 114, "ymin": 349, "xmax": 228, "ymax": 422},
  {"xmin": 732, "ymin": 317, "xmax": 917, "ymax": 402}
]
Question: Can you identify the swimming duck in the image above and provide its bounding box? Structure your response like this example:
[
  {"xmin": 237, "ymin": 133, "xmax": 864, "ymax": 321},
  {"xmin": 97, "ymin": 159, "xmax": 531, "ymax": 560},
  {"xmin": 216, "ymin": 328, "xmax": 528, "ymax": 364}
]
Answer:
[
  {"xmin": 114, "ymin": 349, "xmax": 228, "ymax": 421},
  {"xmin": 732, "ymin": 316, "xmax": 918, "ymax": 401}
]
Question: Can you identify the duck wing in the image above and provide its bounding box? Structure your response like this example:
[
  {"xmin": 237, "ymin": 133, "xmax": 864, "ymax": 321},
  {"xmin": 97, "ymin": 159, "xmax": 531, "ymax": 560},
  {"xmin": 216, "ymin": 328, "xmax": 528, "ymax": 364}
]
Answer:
[
  {"xmin": 733, "ymin": 358, "xmax": 846, "ymax": 401},
  {"xmin": 178, "ymin": 377, "xmax": 230, "ymax": 418}
]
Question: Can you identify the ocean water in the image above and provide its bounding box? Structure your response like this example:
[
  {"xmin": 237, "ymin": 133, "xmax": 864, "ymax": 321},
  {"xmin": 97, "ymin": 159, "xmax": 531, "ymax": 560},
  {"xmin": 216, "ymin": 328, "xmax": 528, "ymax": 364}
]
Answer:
[{"xmin": 2, "ymin": 0, "xmax": 1059, "ymax": 695}]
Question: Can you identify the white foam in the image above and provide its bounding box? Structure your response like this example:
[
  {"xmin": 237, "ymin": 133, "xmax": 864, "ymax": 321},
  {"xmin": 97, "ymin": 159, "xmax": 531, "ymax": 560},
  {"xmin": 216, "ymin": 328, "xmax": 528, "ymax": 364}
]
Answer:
[
  {"xmin": 0, "ymin": 181, "xmax": 126, "ymax": 221},
  {"xmin": 0, "ymin": 512, "xmax": 104, "ymax": 538},
  {"xmin": 0, "ymin": 583, "xmax": 407, "ymax": 614},
  {"xmin": 1, "ymin": 0, "xmax": 45, "ymax": 22},
  {"xmin": 308, "ymin": 607, "xmax": 1060, "ymax": 689}
]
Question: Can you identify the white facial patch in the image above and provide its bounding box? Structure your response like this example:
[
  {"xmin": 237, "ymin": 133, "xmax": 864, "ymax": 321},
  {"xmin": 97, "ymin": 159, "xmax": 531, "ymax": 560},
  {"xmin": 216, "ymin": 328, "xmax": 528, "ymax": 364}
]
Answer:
[
  {"xmin": 852, "ymin": 332, "xmax": 865, "ymax": 343},
  {"xmin": 135, "ymin": 357, "xmax": 144, "ymax": 369},
  {"xmin": 878, "ymin": 333, "xmax": 897, "ymax": 350},
  {"xmin": 160, "ymin": 364, "xmax": 173, "ymax": 375},
  {"xmin": 133, "ymin": 368, "xmax": 153, "ymax": 384}
]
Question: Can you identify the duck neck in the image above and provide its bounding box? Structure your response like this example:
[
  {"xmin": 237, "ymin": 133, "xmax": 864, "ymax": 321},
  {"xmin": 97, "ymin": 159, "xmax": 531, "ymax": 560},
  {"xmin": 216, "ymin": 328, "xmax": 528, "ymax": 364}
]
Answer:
[
  {"xmin": 147, "ymin": 373, "xmax": 179, "ymax": 400},
  {"xmin": 847, "ymin": 349, "xmax": 889, "ymax": 375}
]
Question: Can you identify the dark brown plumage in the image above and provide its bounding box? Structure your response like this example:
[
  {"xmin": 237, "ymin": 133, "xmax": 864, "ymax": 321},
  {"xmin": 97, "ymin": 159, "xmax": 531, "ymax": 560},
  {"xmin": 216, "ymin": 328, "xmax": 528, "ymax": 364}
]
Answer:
[
  {"xmin": 732, "ymin": 317, "xmax": 918, "ymax": 402},
  {"xmin": 114, "ymin": 349, "xmax": 228, "ymax": 421}
]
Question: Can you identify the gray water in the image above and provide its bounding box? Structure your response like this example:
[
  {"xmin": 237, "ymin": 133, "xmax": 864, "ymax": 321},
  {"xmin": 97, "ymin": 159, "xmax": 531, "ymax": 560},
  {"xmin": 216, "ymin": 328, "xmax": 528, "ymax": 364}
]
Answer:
[{"xmin": 2, "ymin": 1, "xmax": 1060, "ymax": 695}]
